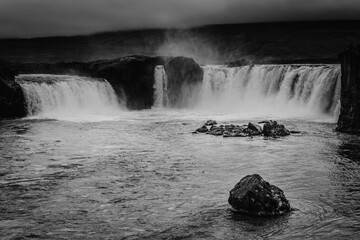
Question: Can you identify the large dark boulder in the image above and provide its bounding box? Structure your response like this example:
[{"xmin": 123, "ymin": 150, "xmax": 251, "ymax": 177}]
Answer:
[
  {"xmin": 0, "ymin": 61, "xmax": 26, "ymax": 118},
  {"xmin": 164, "ymin": 57, "xmax": 203, "ymax": 108},
  {"xmin": 228, "ymin": 174, "xmax": 291, "ymax": 216},
  {"xmin": 336, "ymin": 44, "xmax": 360, "ymax": 133}
]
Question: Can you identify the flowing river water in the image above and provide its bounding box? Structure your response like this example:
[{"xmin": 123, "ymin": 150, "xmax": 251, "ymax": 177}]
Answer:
[{"xmin": 0, "ymin": 67, "xmax": 359, "ymax": 239}]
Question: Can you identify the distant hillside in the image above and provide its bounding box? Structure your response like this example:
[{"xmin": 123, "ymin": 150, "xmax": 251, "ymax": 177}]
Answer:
[{"xmin": 1, "ymin": 21, "xmax": 360, "ymax": 64}]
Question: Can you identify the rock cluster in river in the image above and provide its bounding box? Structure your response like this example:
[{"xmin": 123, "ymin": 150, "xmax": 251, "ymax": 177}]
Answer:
[
  {"xmin": 196, "ymin": 120, "xmax": 291, "ymax": 137},
  {"xmin": 228, "ymin": 174, "xmax": 291, "ymax": 216}
]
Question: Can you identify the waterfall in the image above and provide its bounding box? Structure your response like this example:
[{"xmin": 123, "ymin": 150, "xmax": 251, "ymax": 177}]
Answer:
[
  {"xmin": 154, "ymin": 64, "xmax": 341, "ymax": 119},
  {"xmin": 17, "ymin": 74, "xmax": 123, "ymax": 120},
  {"xmin": 153, "ymin": 66, "xmax": 168, "ymax": 108}
]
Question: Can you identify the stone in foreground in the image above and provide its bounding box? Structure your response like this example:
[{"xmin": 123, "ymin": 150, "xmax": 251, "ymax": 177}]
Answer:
[{"xmin": 228, "ymin": 174, "xmax": 291, "ymax": 216}]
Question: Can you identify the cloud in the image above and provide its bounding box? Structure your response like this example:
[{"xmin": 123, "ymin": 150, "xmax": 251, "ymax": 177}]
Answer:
[{"xmin": 0, "ymin": 0, "xmax": 359, "ymax": 38}]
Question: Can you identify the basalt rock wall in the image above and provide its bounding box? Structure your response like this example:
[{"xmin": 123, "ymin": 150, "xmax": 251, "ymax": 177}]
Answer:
[{"xmin": 336, "ymin": 45, "xmax": 360, "ymax": 133}]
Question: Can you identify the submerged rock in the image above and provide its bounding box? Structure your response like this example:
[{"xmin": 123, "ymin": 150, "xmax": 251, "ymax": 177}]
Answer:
[{"xmin": 228, "ymin": 174, "xmax": 291, "ymax": 216}]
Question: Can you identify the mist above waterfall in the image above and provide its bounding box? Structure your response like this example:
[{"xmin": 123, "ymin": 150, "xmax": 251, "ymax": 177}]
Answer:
[
  {"xmin": 16, "ymin": 74, "xmax": 124, "ymax": 121},
  {"xmin": 156, "ymin": 31, "xmax": 225, "ymax": 65}
]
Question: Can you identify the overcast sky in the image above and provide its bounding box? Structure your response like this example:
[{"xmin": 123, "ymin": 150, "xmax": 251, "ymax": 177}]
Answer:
[{"xmin": 1, "ymin": 0, "xmax": 360, "ymax": 38}]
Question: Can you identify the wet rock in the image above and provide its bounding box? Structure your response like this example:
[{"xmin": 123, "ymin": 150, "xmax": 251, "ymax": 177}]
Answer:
[
  {"xmin": 164, "ymin": 57, "xmax": 203, "ymax": 108},
  {"xmin": 263, "ymin": 120, "xmax": 290, "ymax": 137},
  {"xmin": 223, "ymin": 131, "xmax": 231, "ymax": 137},
  {"xmin": 89, "ymin": 56, "xmax": 165, "ymax": 109},
  {"xmin": 228, "ymin": 174, "xmax": 291, "ymax": 216},
  {"xmin": 210, "ymin": 125, "xmax": 219, "ymax": 131},
  {"xmin": 205, "ymin": 120, "xmax": 217, "ymax": 126},
  {"xmin": 196, "ymin": 125, "xmax": 208, "ymax": 133},
  {"xmin": 248, "ymin": 122, "xmax": 262, "ymax": 134},
  {"xmin": 208, "ymin": 127, "xmax": 224, "ymax": 136},
  {"xmin": 336, "ymin": 44, "xmax": 360, "ymax": 133},
  {"xmin": 0, "ymin": 60, "xmax": 26, "ymax": 118},
  {"xmin": 258, "ymin": 120, "xmax": 271, "ymax": 124}
]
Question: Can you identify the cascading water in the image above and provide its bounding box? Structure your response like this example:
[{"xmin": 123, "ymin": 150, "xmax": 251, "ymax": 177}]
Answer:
[
  {"xmin": 153, "ymin": 66, "xmax": 168, "ymax": 107},
  {"xmin": 16, "ymin": 74, "xmax": 123, "ymax": 120},
  {"xmin": 154, "ymin": 64, "xmax": 341, "ymax": 120}
]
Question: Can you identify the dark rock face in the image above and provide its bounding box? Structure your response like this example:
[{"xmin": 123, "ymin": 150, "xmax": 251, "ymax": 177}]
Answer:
[
  {"xmin": 263, "ymin": 120, "xmax": 290, "ymax": 137},
  {"xmin": 228, "ymin": 174, "xmax": 291, "ymax": 216},
  {"xmin": 88, "ymin": 56, "xmax": 165, "ymax": 109},
  {"xmin": 164, "ymin": 57, "xmax": 203, "ymax": 108},
  {"xmin": 336, "ymin": 45, "xmax": 360, "ymax": 133},
  {"xmin": 0, "ymin": 61, "xmax": 26, "ymax": 118}
]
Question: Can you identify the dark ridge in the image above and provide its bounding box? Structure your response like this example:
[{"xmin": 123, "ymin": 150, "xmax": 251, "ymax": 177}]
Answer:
[{"xmin": 0, "ymin": 21, "xmax": 359, "ymax": 64}]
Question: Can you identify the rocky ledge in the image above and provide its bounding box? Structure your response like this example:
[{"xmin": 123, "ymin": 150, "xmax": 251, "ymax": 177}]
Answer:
[
  {"xmin": 0, "ymin": 61, "xmax": 26, "ymax": 118},
  {"xmin": 195, "ymin": 120, "xmax": 291, "ymax": 138},
  {"xmin": 336, "ymin": 44, "xmax": 360, "ymax": 133},
  {"xmin": 229, "ymin": 174, "xmax": 291, "ymax": 216}
]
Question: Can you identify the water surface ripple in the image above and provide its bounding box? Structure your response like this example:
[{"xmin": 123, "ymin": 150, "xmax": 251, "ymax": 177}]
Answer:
[{"xmin": 0, "ymin": 111, "xmax": 359, "ymax": 239}]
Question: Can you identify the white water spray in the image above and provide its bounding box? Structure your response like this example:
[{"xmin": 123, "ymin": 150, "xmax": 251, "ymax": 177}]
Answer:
[
  {"xmin": 17, "ymin": 74, "xmax": 124, "ymax": 121},
  {"xmin": 154, "ymin": 64, "xmax": 341, "ymax": 120}
]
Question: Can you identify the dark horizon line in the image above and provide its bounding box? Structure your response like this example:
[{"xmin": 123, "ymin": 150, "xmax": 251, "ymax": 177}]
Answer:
[{"xmin": 2, "ymin": 19, "xmax": 360, "ymax": 41}]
